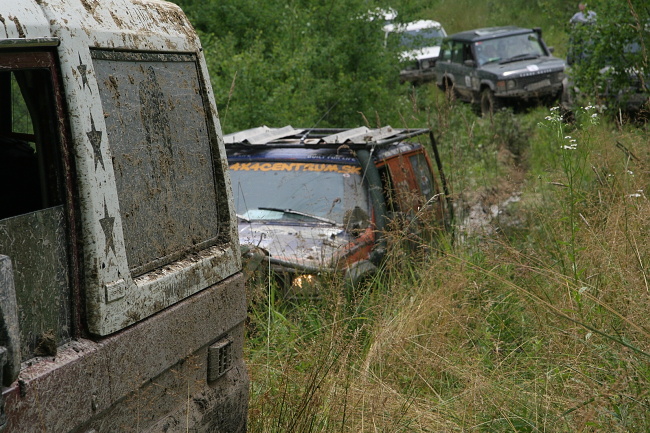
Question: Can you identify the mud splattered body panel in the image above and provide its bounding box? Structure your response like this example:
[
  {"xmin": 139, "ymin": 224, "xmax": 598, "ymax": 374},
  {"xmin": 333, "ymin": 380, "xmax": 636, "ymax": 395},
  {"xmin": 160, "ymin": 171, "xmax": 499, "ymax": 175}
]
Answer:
[
  {"xmin": 0, "ymin": 0, "xmax": 247, "ymax": 431},
  {"xmin": 92, "ymin": 50, "xmax": 222, "ymax": 275}
]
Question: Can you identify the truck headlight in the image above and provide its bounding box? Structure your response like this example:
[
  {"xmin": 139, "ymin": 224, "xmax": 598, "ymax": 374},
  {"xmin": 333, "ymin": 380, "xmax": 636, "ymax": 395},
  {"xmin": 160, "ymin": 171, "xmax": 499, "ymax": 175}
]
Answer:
[{"xmin": 292, "ymin": 274, "xmax": 318, "ymax": 289}]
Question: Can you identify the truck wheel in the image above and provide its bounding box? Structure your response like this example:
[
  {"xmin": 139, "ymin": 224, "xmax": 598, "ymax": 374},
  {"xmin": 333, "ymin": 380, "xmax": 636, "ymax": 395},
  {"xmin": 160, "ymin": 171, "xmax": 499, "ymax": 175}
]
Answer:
[
  {"xmin": 441, "ymin": 78, "xmax": 457, "ymax": 101},
  {"xmin": 480, "ymin": 88, "xmax": 502, "ymax": 117}
]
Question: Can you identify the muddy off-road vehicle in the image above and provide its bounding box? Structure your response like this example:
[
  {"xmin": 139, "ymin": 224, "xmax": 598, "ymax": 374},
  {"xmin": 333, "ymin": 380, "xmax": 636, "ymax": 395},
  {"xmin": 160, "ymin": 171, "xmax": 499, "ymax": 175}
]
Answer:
[
  {"xmin": 384, "ymin": 20, "xmax": 447, "ymax": 85},
  {"xmin": 225, "ymin": 126, "xmax": 452, "ymax": 295},
  {"xmin": 0, "ymin": 1, "xmax": 247, "ymax": 431},
  {"xmin": 435, "ymin": 26, "xmax": 566, "ymax": 115}
]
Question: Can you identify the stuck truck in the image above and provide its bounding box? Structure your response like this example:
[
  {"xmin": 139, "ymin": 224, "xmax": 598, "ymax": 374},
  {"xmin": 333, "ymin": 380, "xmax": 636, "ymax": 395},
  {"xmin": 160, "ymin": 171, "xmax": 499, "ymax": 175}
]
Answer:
[{"xmin": 0, "ymin": 0, "xmax": 248, "ymax": 431}]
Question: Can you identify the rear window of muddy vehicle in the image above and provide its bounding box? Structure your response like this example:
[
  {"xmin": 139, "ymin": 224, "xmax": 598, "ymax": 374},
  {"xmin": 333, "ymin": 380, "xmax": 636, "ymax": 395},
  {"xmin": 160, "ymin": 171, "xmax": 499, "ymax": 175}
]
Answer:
[{"xmin": 93, "ymin": 50, "xmax": 226, "ymax": 276}]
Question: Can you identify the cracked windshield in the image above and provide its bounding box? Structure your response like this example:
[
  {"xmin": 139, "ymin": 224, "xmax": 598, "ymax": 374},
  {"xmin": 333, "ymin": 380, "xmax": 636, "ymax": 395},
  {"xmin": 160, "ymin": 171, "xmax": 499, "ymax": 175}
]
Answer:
[{"xmin": 229, "ymin": 162, "xmax": 370, "ymax": 224}]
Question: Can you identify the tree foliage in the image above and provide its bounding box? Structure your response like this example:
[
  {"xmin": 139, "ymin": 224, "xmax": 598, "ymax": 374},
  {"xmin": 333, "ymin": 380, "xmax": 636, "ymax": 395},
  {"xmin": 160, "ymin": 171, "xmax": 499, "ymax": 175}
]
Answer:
[
  {"xmin": 171, "ymin": 0, "xmax": 406, "ymax": 133},
  {"xmin": 566, "ymin": 0, "xmax": 649, "ymax": 112},
  {"xmin": 170, "ymin": 0, "xmax": 649, "ymax": 131}
]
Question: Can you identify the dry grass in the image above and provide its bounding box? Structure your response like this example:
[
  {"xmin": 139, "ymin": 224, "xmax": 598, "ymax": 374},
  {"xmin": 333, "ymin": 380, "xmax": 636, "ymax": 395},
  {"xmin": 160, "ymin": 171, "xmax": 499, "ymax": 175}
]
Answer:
[{"xmin": 244, "ymin": 106, "xmax": 650, "ymax": 432}]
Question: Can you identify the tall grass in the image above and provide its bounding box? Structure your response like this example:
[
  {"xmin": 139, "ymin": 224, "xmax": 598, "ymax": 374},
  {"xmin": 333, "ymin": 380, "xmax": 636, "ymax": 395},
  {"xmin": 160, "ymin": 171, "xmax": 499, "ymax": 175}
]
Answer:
[{"xmin": 244, "ymin": 97, "xmax": 650, "ymax": 431}]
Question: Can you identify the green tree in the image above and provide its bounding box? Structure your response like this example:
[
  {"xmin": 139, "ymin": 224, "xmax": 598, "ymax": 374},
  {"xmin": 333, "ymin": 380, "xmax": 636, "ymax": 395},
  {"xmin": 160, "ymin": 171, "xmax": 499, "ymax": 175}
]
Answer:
[
  {"xmin": 566, "ymin": 0, "xmax": 649, "ymax": 113},
  {"xmin": 171, "ymin": 0, "xmax": 404, "ymax": 133}
]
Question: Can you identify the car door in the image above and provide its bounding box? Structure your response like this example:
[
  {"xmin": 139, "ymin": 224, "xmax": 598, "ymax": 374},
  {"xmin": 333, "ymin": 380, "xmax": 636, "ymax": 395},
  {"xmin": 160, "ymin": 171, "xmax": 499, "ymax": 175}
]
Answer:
[
  {"xmin": 382, "ymin": 148, "xmax": 443, "ymax": 218},
  {"xmin": 0, "ymin": 49, "xmax": 76, "ymax": 369},
  {"xmin": 380, "ymin": 147, "xmax": 446, "ymax": 246},
  {"xmin": 449, "ymin": 41, "xmax": 477, "ymax": 100}
]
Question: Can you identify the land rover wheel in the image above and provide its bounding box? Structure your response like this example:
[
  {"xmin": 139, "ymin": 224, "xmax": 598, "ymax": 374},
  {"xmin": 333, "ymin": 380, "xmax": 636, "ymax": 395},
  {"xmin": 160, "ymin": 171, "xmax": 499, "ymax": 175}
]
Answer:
[
  {"xmin": 441, "ymin": 78, "xmax": 458, "ymax": 101},
  {"xmin": 480, "ymin": 88, "xmax": 502, "ymax": 117}
]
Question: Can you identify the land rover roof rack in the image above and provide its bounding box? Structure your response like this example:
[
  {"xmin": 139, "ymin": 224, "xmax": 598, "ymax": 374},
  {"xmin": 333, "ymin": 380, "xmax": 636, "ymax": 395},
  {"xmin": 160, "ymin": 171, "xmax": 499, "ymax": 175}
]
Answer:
[{"xmin": 223, "ymin": 125, "xmax": 430, "ymax": 149}]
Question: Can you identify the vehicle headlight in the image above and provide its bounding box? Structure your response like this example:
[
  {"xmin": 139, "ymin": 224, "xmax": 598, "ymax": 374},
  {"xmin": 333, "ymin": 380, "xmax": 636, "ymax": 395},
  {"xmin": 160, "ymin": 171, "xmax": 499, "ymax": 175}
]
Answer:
[
  {"xmin": 292, "ymin": 274, "xmax": 318, "ymax": 289},
  {"xmin": 497, "ymin": 80, "xmax": 516, "ymax": 91},
  {"xmin": 421, "ymin": 59, "xmax": 432, "ymax": 69}
]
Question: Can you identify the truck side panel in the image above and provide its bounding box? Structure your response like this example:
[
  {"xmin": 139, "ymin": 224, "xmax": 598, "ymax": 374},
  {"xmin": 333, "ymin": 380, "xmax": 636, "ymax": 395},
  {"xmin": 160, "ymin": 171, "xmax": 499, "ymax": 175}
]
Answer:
[{"xmin": 4, "ymin": 274, "xmax": 248, "ymax": 432}]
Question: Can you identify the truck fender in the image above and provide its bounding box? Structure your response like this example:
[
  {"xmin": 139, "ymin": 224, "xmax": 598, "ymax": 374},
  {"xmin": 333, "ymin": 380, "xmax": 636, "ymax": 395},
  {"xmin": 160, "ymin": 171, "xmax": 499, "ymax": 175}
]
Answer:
[{"xmin": 345, "ymin": 260, "xmax": 377, "ymax": 288}]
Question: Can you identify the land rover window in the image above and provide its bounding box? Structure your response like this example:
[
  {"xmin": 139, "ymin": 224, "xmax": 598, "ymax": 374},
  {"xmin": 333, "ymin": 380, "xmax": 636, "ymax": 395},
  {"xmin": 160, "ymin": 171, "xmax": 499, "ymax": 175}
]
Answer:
[
  {"xmin": 0, "ymin": 51, "xmax": 73, "ymax": 360},
  {"xmin": 409, "ymin": 153, "xmax": 435, "ymax": 200},
  {"xmin": 440, "ymin": 40, "xmax": 452, "ymax": 61},
  {"xmin": 92, "ymin": 51, "xmax": 223, "ymax": 276},
  {"xmin": 450, "ymin": 41, "xmax": 466, "ymax": 64}
]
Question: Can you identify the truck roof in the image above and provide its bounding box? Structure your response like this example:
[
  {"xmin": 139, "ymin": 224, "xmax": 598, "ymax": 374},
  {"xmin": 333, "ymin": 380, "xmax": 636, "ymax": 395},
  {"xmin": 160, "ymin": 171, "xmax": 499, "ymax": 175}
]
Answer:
[
  {"xmin": 383, "ymin": 19, "xmax": 444, "ymax": 34},
  {"xmin": 446, "ymin": 26, "xmax": 535, "ymax": 43},
  {"xmin": 0, "ymin": 0, "xmax": 197, "ymax": 52},
  {"xmin": 223, "ymin": 125, "xmax": 430, "ymax": 149},
  {"xmin": 224, "ymin": 125, "xmax": 430, "ymax": 165}
]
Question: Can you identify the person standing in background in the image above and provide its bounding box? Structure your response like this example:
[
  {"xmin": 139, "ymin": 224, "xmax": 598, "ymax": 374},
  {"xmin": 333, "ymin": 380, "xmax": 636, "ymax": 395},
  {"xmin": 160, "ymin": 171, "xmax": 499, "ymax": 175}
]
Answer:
[{"xmin": 570, "ymin": 3, "xmax": 597, "ymax": 24}]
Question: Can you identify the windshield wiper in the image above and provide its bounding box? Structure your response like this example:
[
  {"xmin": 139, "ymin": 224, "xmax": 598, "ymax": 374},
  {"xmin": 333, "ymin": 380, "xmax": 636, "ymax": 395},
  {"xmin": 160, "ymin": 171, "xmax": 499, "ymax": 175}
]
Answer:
[
  {"xmin": 258, "ymin": 207, "xmax": 337, "ymax": 225},
  {"xmin": 483, "ymin": 57, "xmax": 502, "ymax": 65},
  {"xmin": 499, "ymin": 53, "xmax": 541, "ymax": 64}
]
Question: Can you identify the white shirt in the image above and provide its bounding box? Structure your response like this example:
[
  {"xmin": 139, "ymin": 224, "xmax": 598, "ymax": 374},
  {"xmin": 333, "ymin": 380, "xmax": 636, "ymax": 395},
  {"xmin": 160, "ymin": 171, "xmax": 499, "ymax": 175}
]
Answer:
[{"xmin": 570, "ymin": 10, "xmax": 597, "ymax": 24}]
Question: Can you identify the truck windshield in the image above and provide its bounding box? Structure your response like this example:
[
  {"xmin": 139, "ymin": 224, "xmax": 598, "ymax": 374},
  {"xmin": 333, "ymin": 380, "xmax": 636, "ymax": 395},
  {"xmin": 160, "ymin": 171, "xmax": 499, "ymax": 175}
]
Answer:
[
  {"xmin": 229, "ymin": 162, "xmax": 370, "ymax": 224},
  {"xmin": 390, "ymin": 27, "xmax": 445, "ymax": 50},
  {"xmin": 475, "ymin": 33, "xmax": 546, "ymax": 66}
]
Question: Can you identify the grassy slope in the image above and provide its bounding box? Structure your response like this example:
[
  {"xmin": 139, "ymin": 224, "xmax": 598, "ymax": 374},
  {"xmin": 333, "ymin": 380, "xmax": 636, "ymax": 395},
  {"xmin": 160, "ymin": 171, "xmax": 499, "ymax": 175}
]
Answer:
[
  {"xmin": 246, "ymin": 104, "xmax": 650, "ymax": 432},
  {"xmin": 237, "ymin": 1, "xmax": 650, "ymax": 432}
]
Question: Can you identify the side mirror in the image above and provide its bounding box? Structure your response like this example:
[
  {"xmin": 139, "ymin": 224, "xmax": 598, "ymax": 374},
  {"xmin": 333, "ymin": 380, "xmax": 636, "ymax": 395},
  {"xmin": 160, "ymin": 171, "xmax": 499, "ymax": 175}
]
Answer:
[
  {"xmin": 463, "ymin": 59, "xmax": 476, "ymax": 67},
  {"xmin": 240, "ymin": 244, "xmax": 269, "ymax": 281},
  {"xmin": 548, "ymin": 46, "xmax": 555, "ymax": 53},
  {"xmin": 344, "ymin": 206, "xmax": 370, "ymax": 237}
]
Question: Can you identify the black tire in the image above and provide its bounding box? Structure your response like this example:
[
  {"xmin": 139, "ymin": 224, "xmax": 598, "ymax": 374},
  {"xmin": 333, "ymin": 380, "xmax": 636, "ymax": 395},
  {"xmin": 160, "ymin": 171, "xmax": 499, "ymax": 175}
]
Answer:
[
  {"xmin": 441, "ymin": 78, "xmax": 458, "ymax": 102},
  {"xmin": 480, "ymin": 88, "xmax": 502, "ymax": 117}
]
